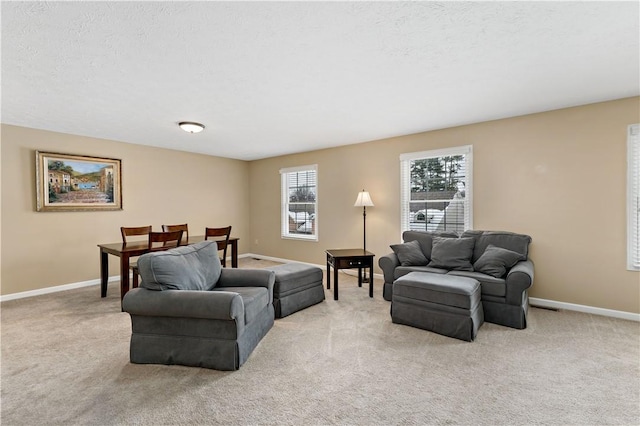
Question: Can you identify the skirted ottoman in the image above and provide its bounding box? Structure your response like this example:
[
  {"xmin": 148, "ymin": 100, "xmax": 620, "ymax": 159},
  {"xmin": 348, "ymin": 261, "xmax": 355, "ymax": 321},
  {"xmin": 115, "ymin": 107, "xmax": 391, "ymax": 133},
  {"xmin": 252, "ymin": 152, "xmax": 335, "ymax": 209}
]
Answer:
[
  {"xmin": 265, "ymin": 263, "xmax": 325, "ymax": 318},
  {"xmin": 391, "ymin": 272, "xmax": 484, "ymax": 341}
]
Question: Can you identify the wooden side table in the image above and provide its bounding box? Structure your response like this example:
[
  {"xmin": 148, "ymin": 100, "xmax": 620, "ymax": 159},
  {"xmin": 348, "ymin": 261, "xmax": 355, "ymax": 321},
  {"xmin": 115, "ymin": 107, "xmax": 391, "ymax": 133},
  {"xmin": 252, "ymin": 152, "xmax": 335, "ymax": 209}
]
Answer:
[{"xmin": 325, "ymin": 249, "xmax": 375, "ymax": 300}]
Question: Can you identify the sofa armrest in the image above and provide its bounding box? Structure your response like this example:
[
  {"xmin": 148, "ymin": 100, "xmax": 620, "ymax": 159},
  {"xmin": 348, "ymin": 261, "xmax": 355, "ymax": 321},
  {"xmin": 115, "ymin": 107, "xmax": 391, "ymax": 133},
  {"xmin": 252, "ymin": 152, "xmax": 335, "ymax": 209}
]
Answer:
[
  {"xmin": 379, "ymin": 253, "xmax": 400, "ymax": 284},
  {"xmin": 505, "ymin": 259, "xmax": 534, "ymax": 305},
  {"xmin": 218, "ymin": 268, "xmax": 275, "ymax": 304},
  {"xmin": 123, "ymin": 287, "xmax": 243, "ymax": 321}
]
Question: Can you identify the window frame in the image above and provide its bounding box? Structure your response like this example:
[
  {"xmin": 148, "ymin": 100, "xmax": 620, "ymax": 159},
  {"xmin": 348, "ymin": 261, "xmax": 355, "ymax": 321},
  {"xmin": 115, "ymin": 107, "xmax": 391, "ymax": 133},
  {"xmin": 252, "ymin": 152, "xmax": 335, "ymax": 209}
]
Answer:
[
  {"xmin": 627, "ymin": 124, "xmax": 640, "ymax": 271},
  {"xmin": 280, "ymin": 164, "xmax": 318, "ymax": 241},
  {"xmin": 400, "ymin": 145, "xmax": 473, "ymax": 234}
]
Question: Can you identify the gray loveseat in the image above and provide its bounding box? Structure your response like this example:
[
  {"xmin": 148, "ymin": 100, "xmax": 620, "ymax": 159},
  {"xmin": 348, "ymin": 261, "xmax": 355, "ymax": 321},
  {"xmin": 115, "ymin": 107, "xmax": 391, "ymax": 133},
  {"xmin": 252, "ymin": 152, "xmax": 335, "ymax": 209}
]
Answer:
[
  {"xmin": 122, "ymin": 241, "xmax": 275, "ymax": 370},
  {"xmin": 379, "ymin": 230, "xmax": 534, "ymax": 329}
]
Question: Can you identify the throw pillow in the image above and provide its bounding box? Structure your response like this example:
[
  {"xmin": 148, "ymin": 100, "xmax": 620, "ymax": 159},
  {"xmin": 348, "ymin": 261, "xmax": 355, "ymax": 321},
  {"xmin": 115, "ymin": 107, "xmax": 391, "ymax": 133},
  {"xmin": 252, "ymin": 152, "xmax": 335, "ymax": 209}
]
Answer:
[
  {"xmin": 427, "ymin": 237, "xmax": 475, "ymax": 271},
  {"xmin": 473, "ymin": 244, "xmax": 523, "ymax": 278},
  {"xmin": 390, "ymin": 240, "xmax": 429, "ymax": 266}
]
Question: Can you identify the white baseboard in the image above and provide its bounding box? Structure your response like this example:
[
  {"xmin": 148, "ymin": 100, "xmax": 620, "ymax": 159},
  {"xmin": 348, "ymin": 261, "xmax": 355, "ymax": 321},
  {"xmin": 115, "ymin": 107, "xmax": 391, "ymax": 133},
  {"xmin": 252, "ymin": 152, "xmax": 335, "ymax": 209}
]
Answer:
[
  {"xmin": 3, "ymin": 256, "xmax": 638, "ymax": 323},
  {"xmin": 243, "ymin": 253, "xmax": 384, "ymax": 280},
  {"xmin": 529, "ymin": 297, "xmax": 640, "ymax": 322},
  {"xmin": 0, "ymin": 275, "xmax": 121, "ymax": 302},
  {"xmin": 246, "ymin": 253, "xmax": 638, "ymax": 322},
  {"xmin": 1, "ymin": 256, "xmax": 258, "ymax": 303},
  {"xmin": 242, "ymin": 253, "xmax": 322, "ymax": 268},
  {"xmin": 2, "ymin": 255, "xmax": 247, "ymax": 303}
]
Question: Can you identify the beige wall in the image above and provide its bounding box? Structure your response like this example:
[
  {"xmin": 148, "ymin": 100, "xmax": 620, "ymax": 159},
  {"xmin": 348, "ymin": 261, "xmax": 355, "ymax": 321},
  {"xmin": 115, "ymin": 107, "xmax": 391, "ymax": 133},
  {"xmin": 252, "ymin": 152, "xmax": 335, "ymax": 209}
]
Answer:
[
  {"xmin": 249, "ymin": 97, "xmax": 640, "ymax": 314},
  {"xmin": 1, "ymin": 125, "xmax": 250, "ymax": 295},
  {"xmin": 2, "ymin": 98, "xmax": 639, "ymax": 313}
]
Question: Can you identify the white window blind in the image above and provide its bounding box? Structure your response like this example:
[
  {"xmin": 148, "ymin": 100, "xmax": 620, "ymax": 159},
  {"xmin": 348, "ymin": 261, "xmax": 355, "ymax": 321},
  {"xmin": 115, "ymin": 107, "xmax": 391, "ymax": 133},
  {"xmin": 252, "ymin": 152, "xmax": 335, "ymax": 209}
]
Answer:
[
  {"xmin": 400, "ymin": 145, "xmax": 473, "ymax": 234},
  {"xmin": 628, "ymin": 124, "xmax": 640, "ymax": 270},
  {"xmin": 280, "ymin": 164, "xmax": 318, "ymax": 241}
]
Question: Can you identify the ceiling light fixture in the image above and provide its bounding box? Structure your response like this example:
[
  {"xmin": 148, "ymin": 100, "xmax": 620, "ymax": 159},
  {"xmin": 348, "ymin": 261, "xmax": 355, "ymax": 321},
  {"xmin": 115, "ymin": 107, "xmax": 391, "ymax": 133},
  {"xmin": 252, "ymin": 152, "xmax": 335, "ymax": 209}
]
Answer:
[{"xmin": 178, "ymin": 121, "xmax": 205, "ymax": 133}]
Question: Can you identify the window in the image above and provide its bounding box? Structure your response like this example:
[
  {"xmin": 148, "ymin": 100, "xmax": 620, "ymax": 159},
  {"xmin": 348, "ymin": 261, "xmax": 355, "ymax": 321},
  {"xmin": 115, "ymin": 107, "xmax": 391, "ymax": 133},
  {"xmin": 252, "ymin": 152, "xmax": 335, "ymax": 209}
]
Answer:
[
  {"xmin": 280, "ymin": 165, "xmax": 318, "ymax": 240},
  {"xmin": 628, "ymin": 124, "xmax": 640, "ymax": 271},
  {"xmin": 400, "ymin": 145, "xmax": 472, "ymax": 233}
]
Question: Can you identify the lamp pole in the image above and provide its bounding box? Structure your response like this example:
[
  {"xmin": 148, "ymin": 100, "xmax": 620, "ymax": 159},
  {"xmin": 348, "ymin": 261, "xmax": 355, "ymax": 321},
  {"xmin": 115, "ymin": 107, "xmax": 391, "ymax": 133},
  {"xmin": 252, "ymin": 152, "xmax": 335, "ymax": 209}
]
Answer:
[
  {"xmin": 363, "ymin": 204, "xmax": 367, "ymax": 252},
  {"xmin": 354, "ymin": 189, "xmax": 374, "ymax": 283}
]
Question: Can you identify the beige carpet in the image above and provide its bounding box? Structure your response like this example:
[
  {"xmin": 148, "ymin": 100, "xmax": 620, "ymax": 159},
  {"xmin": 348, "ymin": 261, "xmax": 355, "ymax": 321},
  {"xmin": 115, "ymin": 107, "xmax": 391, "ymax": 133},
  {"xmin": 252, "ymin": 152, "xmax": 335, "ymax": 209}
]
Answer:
[{"xmin": 1, "ymin": 258, "xmax": 639, "ymax": 425}]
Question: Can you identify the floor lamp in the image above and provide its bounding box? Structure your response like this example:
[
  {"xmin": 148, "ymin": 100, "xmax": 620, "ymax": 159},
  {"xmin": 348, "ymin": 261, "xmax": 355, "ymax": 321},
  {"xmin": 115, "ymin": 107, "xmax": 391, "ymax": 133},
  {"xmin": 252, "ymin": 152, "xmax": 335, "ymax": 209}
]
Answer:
[{"xmin": 354, "ymin": 189, "xmax": 374, "ymax": 282}]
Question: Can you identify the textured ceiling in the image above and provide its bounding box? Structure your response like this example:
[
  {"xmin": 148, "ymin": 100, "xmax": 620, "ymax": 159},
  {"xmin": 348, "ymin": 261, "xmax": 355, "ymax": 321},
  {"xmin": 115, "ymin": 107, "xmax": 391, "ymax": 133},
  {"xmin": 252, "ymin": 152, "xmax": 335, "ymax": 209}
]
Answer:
[{"xmin": 2, "ymin": 1, "xmax": 639, "ymax": 160}]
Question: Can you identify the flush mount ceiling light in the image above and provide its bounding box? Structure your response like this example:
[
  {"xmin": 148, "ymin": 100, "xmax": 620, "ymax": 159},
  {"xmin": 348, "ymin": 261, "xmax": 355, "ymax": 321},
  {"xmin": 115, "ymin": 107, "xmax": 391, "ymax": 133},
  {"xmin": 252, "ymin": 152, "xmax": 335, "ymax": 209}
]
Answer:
[{"xmin": 178, "ymin": 121, "xmax": 205, "ymax": 133}]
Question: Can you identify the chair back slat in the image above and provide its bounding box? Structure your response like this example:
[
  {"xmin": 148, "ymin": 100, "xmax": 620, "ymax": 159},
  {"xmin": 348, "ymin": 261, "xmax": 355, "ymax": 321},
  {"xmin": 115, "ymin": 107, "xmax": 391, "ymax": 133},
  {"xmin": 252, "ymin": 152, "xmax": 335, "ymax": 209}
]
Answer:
[
  {"xmin": 162, "ymin": 223, "xmax": 189, "ymax": 244},
  {"xmin": 205, "ymin": 226, "xmax": 232, "ymax": 267},
  {"xmin": 121, "ymin": 225, "xmax": 152, "ymax": 243},
  {"xmin": 149, "ymin": 230, "xmax": 183, "ymax": 251}
]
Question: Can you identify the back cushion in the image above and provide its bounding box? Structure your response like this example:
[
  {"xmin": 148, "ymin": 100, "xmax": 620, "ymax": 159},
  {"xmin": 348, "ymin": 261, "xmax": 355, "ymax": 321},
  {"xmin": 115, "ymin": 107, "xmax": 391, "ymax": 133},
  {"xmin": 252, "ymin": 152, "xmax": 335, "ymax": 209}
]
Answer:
[
  {"xmin": 138, "ymin": 241, "xmax": 221, "ymax": 291},
  {"xmin": 402, "ymin": 230, "xmax": 459, "ymax": 260},
  {"xmin": 461, "ymin": 230, "xmax": 531, "ymax": 263}
]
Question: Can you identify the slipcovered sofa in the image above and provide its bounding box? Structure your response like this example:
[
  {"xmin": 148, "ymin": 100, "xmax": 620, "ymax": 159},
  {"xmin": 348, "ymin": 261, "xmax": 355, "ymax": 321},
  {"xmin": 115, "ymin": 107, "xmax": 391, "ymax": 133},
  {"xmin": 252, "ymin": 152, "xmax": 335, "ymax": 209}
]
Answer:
[
  {"xmin": 379, "ymin": 230, "xmax": 534, "ymax": 329},
  {"xmin": 122, "ymin": 241, "xmax": 275, "ymax": 370}
]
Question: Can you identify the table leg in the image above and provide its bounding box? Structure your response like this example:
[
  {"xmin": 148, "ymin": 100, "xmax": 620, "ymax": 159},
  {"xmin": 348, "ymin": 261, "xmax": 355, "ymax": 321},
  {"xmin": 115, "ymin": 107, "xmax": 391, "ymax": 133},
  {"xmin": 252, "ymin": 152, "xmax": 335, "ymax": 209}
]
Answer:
[
  {"xmin": 326, "ymin": 257, "xmax": 331, "ymax": 290},
  {"xmin": 333, "ymin": 263, "xmax": 339, "ymax": 300},
  {"xmin": 369, "ymin": 262, "xmax": 374, "ymax": 298},
  {"xmin": 119, "ymin": 255, "xmax": 131, "ymax": 310},
  {"xmin": 358, "ymin": 267, "xmax": 362, "ymax": 287},
  {"xmin": 100, "ymin": 249, "xmax": 108, "ymax": 298},
  {"xmin": 231, "ymin": 240, "xmax": 238, "ymax": 268}
]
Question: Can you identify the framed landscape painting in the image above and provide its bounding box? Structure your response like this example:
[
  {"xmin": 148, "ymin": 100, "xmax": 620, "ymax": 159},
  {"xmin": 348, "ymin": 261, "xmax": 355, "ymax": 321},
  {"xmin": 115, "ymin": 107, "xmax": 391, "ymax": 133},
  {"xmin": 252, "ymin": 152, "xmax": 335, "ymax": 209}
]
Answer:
[{"xmin": 36, "ymin": 151, "xmax": 122, "ymax": 212}]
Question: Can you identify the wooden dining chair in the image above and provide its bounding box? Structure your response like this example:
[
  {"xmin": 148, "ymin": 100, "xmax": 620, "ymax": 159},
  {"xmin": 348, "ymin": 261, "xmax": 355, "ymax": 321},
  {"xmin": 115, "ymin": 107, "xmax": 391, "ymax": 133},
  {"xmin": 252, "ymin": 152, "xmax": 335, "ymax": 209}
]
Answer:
[
  {"xmin": 121, "ymin": 225, "xmax": 152, "ymax": 243},
  {"xmin": 131, "ymin": 230, "xmax": 184, "ymax": 288},
  {"xmin": 162, "ymin": 223, "xmax": 189, "ymax": 245},
  {"xmin": 121, "ymin": 226, "xmax": 153, "ymax": 289},
  {"xmin": 205, "ymin": 226, "xmax": 232, "ymax": 267}
]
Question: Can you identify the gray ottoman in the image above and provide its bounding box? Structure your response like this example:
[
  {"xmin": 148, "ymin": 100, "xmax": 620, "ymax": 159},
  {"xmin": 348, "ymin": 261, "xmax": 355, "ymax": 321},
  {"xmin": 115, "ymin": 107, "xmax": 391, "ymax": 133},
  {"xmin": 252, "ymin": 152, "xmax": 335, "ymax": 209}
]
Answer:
[
  {"xmin": 265, "ymin": 263, "xmax": 325, "ymax": 318},
  {"xmin": 391, "ymin": 272, "xmax": 484, "ymax": 341}
]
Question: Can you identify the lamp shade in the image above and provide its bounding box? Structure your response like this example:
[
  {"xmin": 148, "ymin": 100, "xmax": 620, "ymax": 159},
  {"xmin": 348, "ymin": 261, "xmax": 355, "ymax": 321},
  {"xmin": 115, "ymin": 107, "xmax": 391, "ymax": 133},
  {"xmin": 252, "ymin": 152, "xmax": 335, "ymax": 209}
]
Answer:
[{"xmin": 354, "ymin": 190, "xmax": 374, "ymax": 207}]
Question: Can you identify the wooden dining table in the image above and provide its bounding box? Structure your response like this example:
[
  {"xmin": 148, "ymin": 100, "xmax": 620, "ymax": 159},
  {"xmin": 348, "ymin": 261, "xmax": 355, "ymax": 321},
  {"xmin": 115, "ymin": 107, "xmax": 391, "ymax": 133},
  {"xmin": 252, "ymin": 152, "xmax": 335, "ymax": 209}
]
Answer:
[{"xmin": 98, "ymin": 235, "xmax": 239, "ymax": 303}]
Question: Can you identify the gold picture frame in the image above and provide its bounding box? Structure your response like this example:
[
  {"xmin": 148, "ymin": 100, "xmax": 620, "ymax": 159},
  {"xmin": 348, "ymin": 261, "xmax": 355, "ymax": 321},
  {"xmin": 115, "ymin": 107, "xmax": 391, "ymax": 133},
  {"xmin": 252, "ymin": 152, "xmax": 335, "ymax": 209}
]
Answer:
[{"xmin": 36, "ymin": 151, "xmax": 122, "ymax": 212}]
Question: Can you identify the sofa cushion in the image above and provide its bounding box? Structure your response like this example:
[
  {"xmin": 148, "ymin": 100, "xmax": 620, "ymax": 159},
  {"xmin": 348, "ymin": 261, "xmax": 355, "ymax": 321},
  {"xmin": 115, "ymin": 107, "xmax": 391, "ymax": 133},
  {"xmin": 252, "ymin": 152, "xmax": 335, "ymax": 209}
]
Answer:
[
  {"xmin": 402, "ymin": 230, "xmax": 459, "ymax": 260},
  {"xmin": 213, "ymin": 286, "xmax": 269, "ymax": 325},
  {"xmin": 394, "ymin": 265, "xmax": 449, "ymax": 281},
  {"xmin": 393, "ymin": 272, "xmax": 481, "ymax": 310},
  {"xmin": 138, "ymin": 241, "xmax": 221, "ymax": 291},
  {"xmin": 265, "ymin": 263, "xmax": 323, "ymax": 297},
  {"xmin": 427, "ymin": 237, "xmax": 475, "ymax": 271},
  {"xmin": 473, "ymin": 244, "xmax": 523, "ymax": 278},
  {"xmin": 461, "ymin": 230, "xmax": 531, "ymax": 263},
  {"xmin": 390, "ymin": 240, "xmax": 429, "ymax": 266},
  {"xmin": 447, "ymin": 270, "xmax": 506, "ymax": 297}
]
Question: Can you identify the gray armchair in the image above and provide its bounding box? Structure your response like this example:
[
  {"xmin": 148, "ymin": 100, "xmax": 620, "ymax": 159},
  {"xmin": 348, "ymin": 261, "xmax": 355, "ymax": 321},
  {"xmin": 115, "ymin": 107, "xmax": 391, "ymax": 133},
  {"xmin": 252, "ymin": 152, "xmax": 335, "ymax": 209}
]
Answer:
[{"xmin": 122, "ymin": 241, "xmax": 275, "ymax": 370}]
